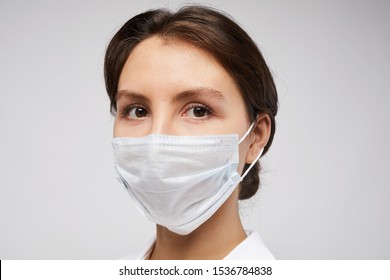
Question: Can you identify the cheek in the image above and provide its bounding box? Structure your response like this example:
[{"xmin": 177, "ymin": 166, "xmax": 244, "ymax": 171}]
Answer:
[
  {"xmin": 113, "ymin": 118, "xmax": 124, "ymax": 137},
  {"xmin": 237, "ymin": 140, "xmax": 250, "ymax": 173},
  {"xmin": 113, "ymin": 122, "xmax": 118, "ymax": 137}
]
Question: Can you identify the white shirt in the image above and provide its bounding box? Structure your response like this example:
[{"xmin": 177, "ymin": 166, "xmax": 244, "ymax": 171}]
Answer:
[{"xmin": 121, "ymin": 230, "xmax": 275, "ymax": 260}]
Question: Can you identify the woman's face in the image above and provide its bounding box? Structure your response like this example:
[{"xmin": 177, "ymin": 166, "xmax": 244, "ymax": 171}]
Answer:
[{"xmin": 114, "ymin": 36, "xmax": 253, "ymax": 169}]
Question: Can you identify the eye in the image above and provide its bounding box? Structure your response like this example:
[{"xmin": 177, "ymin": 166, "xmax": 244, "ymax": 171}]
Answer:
[
  {"xmin": 184, "ymin": 103, "xmax": 212, "ymax": 119},
  {"xmin": 122, "ymin": 105, "xmax": 149, "ymax": 119}
]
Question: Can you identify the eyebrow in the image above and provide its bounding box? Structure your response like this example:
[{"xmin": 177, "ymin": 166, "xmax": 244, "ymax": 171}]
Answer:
[
  {"xmin": 116, "ymin": 90, "xmax": 150, "ymax": 104},
  {"xmin": 116, "ymin": 87, "xmax": 227, "ymax": 104},
  {"xmin": 171, "ymin": 87, "xmax": 226, "ymax": 103}
]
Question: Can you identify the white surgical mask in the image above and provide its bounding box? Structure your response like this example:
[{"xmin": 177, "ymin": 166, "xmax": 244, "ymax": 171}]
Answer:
[{"xmin": 112, "ymin": 123, "xmax": 263, "ymax": 235}]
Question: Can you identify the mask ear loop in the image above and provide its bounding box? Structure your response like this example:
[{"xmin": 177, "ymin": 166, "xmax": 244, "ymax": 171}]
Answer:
[
  {"xmin": 238, "ymin": 116, "xmax": 264, "ymax": 179},
  {"xmin": 241, "ymin": 147, "xmax": 264, "ymax": 179},
  {"xmin": 238, "ymin": 122, "xmax": 255, "ymax": 144}
]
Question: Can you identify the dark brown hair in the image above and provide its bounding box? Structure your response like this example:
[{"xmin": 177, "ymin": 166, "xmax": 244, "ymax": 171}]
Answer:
[{"xmin": 104, "ymin": 5, "xmax": 278, "ymax": 199}]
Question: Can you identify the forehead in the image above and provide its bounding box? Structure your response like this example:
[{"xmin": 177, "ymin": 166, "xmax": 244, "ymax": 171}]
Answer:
[
  {"xmin": 118, "ymin": 36, "xmax": 238, "ymax": 92},
  {"xmin": 129, "ymin": 36, "xmax": 219, "ymax": 67}
]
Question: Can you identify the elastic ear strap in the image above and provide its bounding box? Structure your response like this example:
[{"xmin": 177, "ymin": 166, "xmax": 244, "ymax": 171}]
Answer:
[
  {"xmin": 238, "ymin": 122, "xmax": 255, "ymax": 144},
  {"xmin": 241, "ymin": 148, "xmax": 264, "ymax": 179}
]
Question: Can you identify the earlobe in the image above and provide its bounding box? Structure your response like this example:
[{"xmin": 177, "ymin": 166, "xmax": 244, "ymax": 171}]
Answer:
[{"xmin": 245, "ymin": 113, "xmax": 272, "ymax": 164}]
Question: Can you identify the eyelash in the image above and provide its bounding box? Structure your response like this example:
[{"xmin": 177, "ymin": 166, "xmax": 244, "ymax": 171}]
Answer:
[
  {"xmin": 120, "ymin": 104, "xmax": 148, "ymax": 119},
  {"xmin": 119, "ymin": 102, "xmax": 214, "ymax": 120},
  {"xmin": 182, "ymin": 103, "xmax": 213, "ymax": 119}
]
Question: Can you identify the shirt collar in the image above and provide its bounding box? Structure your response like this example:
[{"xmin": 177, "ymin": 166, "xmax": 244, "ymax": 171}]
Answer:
[{"xmin": 131, "ymin": 230, "xmax": 274, "ymax": 260}]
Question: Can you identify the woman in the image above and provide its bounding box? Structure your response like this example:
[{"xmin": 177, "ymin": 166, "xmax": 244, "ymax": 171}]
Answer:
[{"xmin": 104, "ymin": 5, "xmax": 278, "ymax": 260}]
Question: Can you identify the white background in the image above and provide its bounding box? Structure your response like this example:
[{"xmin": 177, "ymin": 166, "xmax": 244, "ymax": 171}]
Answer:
[{"xmin": 0, "ymin": 0, "xmax": 389, "ymax": 259}]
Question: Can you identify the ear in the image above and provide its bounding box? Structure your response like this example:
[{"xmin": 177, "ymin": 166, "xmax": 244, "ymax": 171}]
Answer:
[{"xmin": 245, "ymin": 113, "xmax": 272, "ymax": 164}]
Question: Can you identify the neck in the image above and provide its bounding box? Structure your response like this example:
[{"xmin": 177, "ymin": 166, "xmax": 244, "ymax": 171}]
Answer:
[{"xmin": 149, "ymin": 190, "xmax": 246, "ymax": 260}]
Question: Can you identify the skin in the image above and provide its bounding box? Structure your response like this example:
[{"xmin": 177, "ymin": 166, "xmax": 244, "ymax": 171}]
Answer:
[{"xmin": 114, "ymin": 36, "xmax": 271, "ymax": 259}]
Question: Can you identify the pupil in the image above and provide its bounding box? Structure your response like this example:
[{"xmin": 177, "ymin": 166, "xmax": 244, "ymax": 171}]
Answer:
[
  {"xmin": 193, "ymin": 107, "xmax": 206, "ymax": 117},
  {"xmin": 135, "ymin": 107, "xmax": 147, "ymax": 118}
]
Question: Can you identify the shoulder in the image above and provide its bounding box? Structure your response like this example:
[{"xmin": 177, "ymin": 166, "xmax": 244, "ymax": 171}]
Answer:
[{"xmin": 223, "ymin": 230, "xmax": 275, "ymax": 260}]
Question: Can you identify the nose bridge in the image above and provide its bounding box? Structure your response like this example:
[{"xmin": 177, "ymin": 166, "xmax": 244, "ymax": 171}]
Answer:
[{"xmin": 149, "ymin": 105, "xmax": 175, "ymax": 135}]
